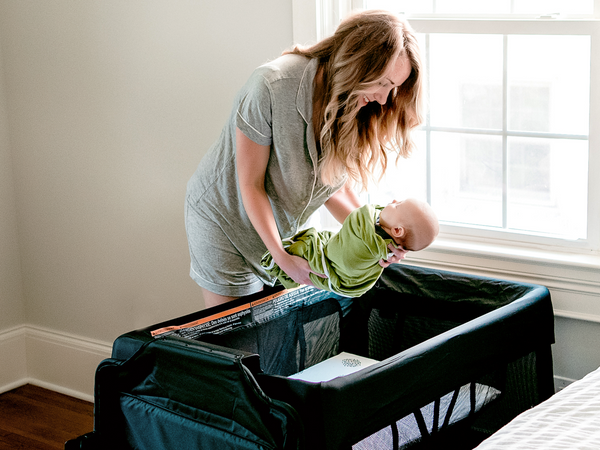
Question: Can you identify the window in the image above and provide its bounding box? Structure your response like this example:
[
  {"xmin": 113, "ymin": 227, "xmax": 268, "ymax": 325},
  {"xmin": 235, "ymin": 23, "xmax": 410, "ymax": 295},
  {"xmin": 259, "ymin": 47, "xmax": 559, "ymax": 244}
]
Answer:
[{"xmin": 313, "ymin": 0, "xmax": 599, "ymax": 254}]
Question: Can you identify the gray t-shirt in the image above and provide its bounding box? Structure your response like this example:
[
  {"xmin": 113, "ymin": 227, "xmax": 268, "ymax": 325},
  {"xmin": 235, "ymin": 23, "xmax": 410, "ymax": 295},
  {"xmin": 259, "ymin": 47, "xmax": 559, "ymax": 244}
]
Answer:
[{"xmin": 186, "ymin": 54, "xmax": 345, "ymax": 283}]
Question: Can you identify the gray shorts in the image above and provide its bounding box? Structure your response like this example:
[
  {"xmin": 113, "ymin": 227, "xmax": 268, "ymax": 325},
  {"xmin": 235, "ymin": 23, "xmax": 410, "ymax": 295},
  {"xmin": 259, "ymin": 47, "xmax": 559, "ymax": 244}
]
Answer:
[{"xmin": 185, "ymin": 198, "xmax": 266, "ymax": 297}]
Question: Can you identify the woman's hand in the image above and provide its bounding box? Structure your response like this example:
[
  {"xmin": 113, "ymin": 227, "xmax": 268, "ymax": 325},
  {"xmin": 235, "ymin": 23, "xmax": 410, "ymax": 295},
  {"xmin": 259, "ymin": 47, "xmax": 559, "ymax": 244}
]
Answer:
[
  {"xmin": 276, "ymin": 253, "xmax": 326, "ymax": 287},
  {"xmin": 379, "ymin": 244, "xmax": 409, "ymax": 268}
]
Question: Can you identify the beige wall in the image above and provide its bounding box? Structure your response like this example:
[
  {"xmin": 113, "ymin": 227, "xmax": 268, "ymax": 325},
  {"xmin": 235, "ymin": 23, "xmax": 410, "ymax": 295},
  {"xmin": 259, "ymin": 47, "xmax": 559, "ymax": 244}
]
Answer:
[
  {"xmin": 0, "ymin": 0, "xmax": 293, "ymax": 343},
  {"xmin": 0, "ymin": 34, "xmax": 25, "ymax": 331}
]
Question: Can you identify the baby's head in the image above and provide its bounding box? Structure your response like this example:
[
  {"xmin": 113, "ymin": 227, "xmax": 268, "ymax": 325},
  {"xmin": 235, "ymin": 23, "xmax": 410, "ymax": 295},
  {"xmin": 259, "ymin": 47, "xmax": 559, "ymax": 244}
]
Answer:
[{"xmin": 378, "ymin": 198, "xmax": 439, "ymax": 251}]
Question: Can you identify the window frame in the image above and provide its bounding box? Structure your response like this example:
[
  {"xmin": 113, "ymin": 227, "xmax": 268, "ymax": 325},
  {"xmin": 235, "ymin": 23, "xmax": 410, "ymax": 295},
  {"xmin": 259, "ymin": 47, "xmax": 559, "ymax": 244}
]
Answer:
[
  {"xmin": 415, "ymin": 18, "xmax": 599, "ymax": 254},
  {"xmin": 294, "ymin": 1, "xmax": 600, "ymax": 257}
]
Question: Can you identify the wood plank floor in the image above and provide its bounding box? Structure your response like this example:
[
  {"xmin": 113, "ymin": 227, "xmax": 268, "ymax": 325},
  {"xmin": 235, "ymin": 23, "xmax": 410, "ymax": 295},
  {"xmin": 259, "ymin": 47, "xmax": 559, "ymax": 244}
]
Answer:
[{"xmin": 0, "ymin": 384, "xmax": 93, "ymax": 450}]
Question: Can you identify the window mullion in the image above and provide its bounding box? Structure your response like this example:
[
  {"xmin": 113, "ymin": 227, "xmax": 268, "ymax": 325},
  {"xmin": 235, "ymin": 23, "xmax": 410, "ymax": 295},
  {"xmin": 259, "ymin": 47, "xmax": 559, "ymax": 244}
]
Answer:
[{"xmin": 425, "ymin": 33, "xmax": 432, "ymax": 205}]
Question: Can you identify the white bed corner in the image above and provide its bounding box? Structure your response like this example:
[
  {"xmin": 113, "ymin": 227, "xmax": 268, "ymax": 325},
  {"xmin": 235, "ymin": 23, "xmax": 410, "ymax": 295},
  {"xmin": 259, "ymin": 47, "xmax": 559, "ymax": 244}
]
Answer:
[{"xmin": 474, "ymin": 366, "xmax": 600, "ymax": 450}]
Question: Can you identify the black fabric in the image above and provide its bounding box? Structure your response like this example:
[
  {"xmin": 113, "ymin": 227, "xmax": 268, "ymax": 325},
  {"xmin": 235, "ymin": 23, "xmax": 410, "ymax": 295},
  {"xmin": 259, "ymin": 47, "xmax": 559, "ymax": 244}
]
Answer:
[
  {"xmin": 255, "ymin": 266, "xmax": 554, "ymax": 449},
  {"xmin": 73, "ymin": 264, "xmax": 555, "ymax": 450},
  {"xmin": 93, "ymin": 338, "xmax": 302, "ymax": 450},
  {"xmin": 199, "ymin": 298, "xmax": 341, "ymax": 377}
]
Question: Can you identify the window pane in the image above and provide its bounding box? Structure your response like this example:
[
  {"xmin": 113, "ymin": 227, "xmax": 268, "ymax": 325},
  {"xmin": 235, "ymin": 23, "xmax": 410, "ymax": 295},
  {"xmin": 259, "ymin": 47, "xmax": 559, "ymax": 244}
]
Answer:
[
  {"xmin": 366, "ymin": 131, "xmax": 428, "ymax": 204},
  {"xmin": 509, "ymin": 84, "xmax": 550, "ymax": 132},
  {"xmin": 431, "ymin": 132, "xmax": 503, "ymax": 227},
  {"xmin": 507, "ymin": 35, "xmax": 590, "ymax": 135},
  {"xmin": 507, "ymin": 137, "xmax": 588, "ymax": 238},
  {"xmin": 429, "ymin": 34, "xmax": 503, "ymax": 130}
]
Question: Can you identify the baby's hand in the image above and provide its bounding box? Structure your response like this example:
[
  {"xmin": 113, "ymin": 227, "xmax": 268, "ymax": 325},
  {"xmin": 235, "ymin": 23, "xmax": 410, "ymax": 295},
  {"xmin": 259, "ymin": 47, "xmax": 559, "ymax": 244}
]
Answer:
[{"xmin": 379, "ymin": 244, "xmax": 408, "ymax": 268}]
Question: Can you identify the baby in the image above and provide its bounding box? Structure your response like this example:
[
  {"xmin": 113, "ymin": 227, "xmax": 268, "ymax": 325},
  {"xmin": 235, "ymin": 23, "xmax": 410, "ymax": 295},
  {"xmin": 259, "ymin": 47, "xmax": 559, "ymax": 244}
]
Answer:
[{"xmin": 261, "ymin": 199, "xmax": 439, "ymax": 298}]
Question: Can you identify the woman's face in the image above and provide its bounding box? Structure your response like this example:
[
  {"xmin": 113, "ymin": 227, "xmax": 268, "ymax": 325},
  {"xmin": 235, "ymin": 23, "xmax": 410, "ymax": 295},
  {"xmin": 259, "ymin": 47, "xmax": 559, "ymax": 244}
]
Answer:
[{"xmin": 357, "ymin": 55, "xmax": 412, "ymax": 108}]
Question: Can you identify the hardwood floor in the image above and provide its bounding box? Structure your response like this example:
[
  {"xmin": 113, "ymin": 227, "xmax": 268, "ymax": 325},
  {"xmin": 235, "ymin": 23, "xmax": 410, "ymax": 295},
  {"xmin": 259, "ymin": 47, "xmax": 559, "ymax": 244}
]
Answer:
[{"xmin": 0, "ymin": 384, "xmax": 93, "ymax": 450}]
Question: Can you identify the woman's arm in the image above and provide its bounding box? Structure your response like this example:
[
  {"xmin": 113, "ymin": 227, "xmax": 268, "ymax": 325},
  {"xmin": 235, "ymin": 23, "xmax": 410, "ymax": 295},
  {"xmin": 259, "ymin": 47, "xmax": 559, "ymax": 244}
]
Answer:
[
  {"xmin": 324, "ymin": 180, "xmax": 362, "ymax": 224},
  {"xmin": 325, "ymin": 181, "xmax": 405, "ymax": 268},
  {"xmin": 236, "ymin": 128, "xmax": 323, "ymax": 285}
]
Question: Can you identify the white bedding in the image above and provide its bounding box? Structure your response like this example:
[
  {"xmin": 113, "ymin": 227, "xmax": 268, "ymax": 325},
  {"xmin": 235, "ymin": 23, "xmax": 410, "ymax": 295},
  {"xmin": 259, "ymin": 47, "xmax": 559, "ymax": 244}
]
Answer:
[{"xmin": 474, "ymin": 366, "xmax": 600, "ymax": 450}]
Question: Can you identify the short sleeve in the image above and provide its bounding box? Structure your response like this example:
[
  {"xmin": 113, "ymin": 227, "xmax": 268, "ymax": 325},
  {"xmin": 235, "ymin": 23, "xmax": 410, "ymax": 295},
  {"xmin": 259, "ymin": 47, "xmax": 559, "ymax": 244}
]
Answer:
[{"xmin": 236, "ymin": 69, "xmax": 273, "ymax": 146}]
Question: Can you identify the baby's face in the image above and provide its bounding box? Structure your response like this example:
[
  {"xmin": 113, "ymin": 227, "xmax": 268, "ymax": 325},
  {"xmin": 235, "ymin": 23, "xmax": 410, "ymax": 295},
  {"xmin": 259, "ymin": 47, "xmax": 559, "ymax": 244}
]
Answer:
[
  {"xmin": 380, "ymin": 199, "xmax": 417, "ymax": 228},
  {"xmin": 379, "ymin": 199, "xmax": 439, "ymax": 251}
]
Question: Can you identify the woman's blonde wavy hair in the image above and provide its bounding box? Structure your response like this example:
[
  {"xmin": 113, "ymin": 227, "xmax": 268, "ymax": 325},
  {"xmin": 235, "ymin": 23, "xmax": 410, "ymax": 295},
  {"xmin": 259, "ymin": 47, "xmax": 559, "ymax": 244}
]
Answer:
[{"xmin": 284, "ymin": 10, "xmax": 425, "ymax": 189}]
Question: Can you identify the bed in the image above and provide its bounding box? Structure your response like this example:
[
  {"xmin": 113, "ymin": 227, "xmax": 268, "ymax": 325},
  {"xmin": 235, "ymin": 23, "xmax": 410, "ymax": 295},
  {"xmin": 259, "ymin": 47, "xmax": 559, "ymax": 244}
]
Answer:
[
  {"xmin": 66, "ymin": 264, "xmax": 555, "ymax": 450},
  {"xmin": 474, "ymin": 365, "xmax": 600, "ymax": 450}
]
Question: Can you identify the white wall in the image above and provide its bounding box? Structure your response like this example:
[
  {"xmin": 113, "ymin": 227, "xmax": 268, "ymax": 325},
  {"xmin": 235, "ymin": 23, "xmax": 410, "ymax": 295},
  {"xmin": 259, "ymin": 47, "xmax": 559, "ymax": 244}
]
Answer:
[{"xmin": 0, "ymin": 0, "xmax": 598, "ymax": 400}]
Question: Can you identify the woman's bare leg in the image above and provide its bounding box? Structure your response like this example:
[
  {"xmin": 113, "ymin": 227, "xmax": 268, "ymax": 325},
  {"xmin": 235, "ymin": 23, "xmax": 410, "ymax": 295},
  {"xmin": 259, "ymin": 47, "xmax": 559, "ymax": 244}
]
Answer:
[
  {"xmin": 201, "ymin": 288, "xmax": 237, "ymax": 309},
  {"xmin": 201, "ymin": 285, "xmax": 264, "ymax": 309}
]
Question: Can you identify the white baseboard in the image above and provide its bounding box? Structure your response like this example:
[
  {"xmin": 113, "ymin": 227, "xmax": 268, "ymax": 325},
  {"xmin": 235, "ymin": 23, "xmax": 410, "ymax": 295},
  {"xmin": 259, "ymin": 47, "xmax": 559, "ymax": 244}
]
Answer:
[
  {"xmin": 0, "ymin": 325, "xmax": 112, "ymax": 402},
  {"xmin": 554, "ymin": 375, "xmax": 576, "ymax": 392},
  {"xmin": 0, "ymin": 327, "xmax": 27, "ymax": 391}
]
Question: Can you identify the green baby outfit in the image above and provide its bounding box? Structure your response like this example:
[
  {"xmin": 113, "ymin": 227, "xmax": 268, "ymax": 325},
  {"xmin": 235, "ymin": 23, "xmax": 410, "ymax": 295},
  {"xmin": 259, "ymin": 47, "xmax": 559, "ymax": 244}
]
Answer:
[{"xmin": 261, "ymin": 205, "xmax": 396, "ymax": 297}]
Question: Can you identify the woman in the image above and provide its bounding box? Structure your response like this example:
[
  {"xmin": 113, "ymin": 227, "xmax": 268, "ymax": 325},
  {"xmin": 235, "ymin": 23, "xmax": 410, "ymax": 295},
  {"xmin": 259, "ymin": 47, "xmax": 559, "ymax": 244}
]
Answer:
[{"xmin": 185, "ymin": 10, "xmax": 425, "ymax": 307}]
